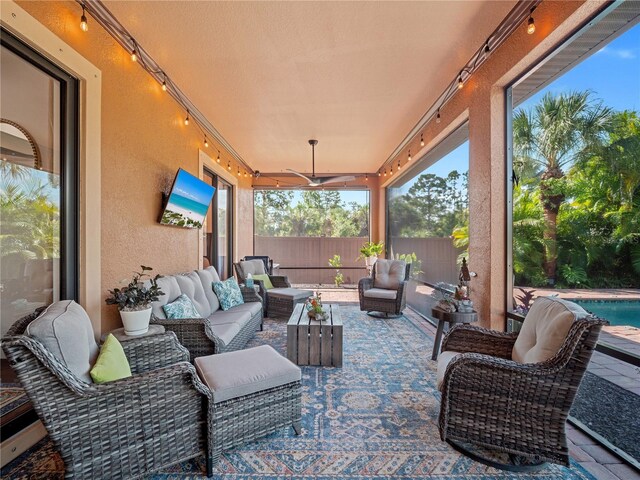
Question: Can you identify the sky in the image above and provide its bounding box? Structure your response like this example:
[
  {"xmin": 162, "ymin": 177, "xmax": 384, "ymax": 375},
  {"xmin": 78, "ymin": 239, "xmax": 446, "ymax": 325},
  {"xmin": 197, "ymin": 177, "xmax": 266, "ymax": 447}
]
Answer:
[{"xmin": 392, "ymin": 21, "xmax": 640, "ymax": 196}]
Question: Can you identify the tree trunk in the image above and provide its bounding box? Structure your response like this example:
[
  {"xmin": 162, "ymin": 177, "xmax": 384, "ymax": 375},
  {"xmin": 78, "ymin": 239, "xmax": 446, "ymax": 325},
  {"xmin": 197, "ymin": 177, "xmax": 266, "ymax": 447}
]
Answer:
[{"xmin": 539, "ymin": 167, "xmax": 565, "ymax": 286}]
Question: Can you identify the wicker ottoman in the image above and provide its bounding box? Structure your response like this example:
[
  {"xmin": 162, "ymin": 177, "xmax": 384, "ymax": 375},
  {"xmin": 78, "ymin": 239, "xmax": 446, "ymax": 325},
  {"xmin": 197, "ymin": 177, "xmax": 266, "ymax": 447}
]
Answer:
[
  {"xmin": 195, "ymin": 345, "xmax": 302, "ymax": 473},
  {"xmin": 267, "ymin": 287, "xmax": 313, "ymax": 318}
]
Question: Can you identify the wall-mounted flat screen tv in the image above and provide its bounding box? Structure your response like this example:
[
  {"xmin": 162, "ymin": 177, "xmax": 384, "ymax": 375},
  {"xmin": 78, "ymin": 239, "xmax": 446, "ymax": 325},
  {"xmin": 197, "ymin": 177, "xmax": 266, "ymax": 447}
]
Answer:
[{"xmin": 160, "ymin": 168, "xmax": 215, "ymax": 229}]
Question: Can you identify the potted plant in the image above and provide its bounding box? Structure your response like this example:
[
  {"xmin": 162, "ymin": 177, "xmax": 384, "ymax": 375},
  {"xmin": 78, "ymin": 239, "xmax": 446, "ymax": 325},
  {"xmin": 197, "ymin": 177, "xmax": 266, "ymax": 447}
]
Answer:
[
  {"xmin": 328, "ymin": 254, "xmax": 344, "ymax": 287},
  {"xmin": 356, "ymin": 241, "xmax": 384, "ymax": 271},
  {"xmin": 305, "ymin": 291, "xmax": 327, "ymax": 321},
  {"xmin": 105, "ymin": 265, "xmax": 164, "ymax": 336}
]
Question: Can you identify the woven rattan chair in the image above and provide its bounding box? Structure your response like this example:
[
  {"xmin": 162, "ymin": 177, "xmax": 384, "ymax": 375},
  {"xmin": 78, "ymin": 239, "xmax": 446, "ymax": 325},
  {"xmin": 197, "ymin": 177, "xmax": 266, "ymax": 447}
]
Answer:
[
  {"xmin": 235, "ymin": 260, "xmax": 311, "ymax": 317},
  {"xmin": 437, "ymin": 297, "xmax": 607, "ymax": 471},
  {"xmin": 2, "ymin": 308, "xmax": 213, "ymax": 479},
  {"xmin": 358, "ymin": 259, "xmax": 410, "ymax": 317}
]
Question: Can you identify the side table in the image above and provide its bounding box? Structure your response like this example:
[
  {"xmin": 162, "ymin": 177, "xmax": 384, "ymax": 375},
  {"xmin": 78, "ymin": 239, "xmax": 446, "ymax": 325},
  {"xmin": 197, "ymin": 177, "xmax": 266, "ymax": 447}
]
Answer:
[
  {"xmin": 100, "ymin": 324, "xmax": 165, "ymax": 343},
  {"xmin": 430, "ymin": 307, "xmax": 477, "ymax": 360}
]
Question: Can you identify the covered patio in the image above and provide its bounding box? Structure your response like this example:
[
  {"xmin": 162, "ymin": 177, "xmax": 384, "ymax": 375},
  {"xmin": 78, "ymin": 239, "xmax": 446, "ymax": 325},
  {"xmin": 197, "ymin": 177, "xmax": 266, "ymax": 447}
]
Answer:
[{"xmin": 1, "ymin": 0, "xmax": 638, "ymax": 479}]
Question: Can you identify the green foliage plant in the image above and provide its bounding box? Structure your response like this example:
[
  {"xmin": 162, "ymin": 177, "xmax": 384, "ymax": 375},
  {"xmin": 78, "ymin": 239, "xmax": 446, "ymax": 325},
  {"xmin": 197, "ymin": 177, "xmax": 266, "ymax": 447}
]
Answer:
[
  {"xmin": 328, "ymin": 255, "xmax": 344, "ymax": 287},
  {"xmin": 105, "ymin": 266, "xmax": 164, "ymax": 311},
  {"xmin": 394, "ymin": 252, "xmax": 423, "ymax": 280},
  {"xmin": 356, "ymin": 241, "xmax": 384, "ymax": 261}
]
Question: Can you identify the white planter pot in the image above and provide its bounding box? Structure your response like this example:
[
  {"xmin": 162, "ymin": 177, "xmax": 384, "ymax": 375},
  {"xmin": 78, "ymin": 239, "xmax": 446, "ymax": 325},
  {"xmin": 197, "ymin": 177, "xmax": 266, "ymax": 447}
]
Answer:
[
  {"xmin": 119, "ymin": 307, "xmax": 152, "ymax": 336},
  {"xmin": 364, "ymin": 255, "xmax": 377, "ymax": 268}
]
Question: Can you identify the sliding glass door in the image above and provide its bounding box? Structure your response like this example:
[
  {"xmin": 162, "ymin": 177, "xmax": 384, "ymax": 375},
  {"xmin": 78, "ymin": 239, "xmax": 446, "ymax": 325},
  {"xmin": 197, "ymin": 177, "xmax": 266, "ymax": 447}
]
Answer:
[
  {"xmin": 1, "ymin": 30, "xmax": 78, "ymax": 337},
  {"xmin": 203, "ymin": 170, "xmax": 233, "ymax": 279}
]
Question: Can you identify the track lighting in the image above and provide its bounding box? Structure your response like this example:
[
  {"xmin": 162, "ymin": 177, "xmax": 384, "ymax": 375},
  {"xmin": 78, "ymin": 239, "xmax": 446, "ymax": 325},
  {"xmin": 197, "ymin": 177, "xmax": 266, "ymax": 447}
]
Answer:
[
  {"xmin": 237, "ymin": 166, "xmax": 241, "ymax": 176},
  {"xmin": 484, "ymin": 42, "xmax": 490, "ymax": 54},
  {"xmin": 527, "ymin": 9, "xmax": 536, "ymax": 35},
  {"xmin": 365, "ymin": 174, "xmax": 368, "ymax": 181},
  {"xmin": 457, "ymin": 74, "xmax": 464, "ymax": 90},
  {"xmin": 408, "ymin": 149, "xmax": 412, "ymax": 162},
  {"xmin": 276, "ymin": 180, "xmax": 280, "ymax": 188},
  {"xmin": 216, "ymin": 151, "xmax": 221, "ymax": 163},
  {"xmin": 184, "ymin": 110, "xmax": 189, "ymax": 126},
  {"xmin": 204, "ymin": 136, "xmax": 209, "ymax": 148},
  {"xmin": 130, "ymin": 41, "xmax": 138, "ymax": 62},
  {"xmin": 227, "ymin": 161, "xmax": 231, "ymax": 171},
  {"xmin": 245, "ymin": 171, "xmax": 249, "ymax": 178},
  {"xmin": 436, "ymin": 110, "xmax": 441, "ymax": 124},
  {"xmin": 420, "ymin": 134, "xmax": 424, "ymax": 147},
  {"xmin": 384, "ymin": 169, "xmax": 387, "ymax": 177},
  {"xmin": 398, "ymin": 159, "xmax": 402, "ymax": 170},
  {"xmin": 390, "ymin": 166, "xmax": 393, "ymax": 175},
  {"xmin": 80, "ymin": 4, "xmax": 88, "ymax": 32},
  {"xmin": 161, "ymin": 75, "xmax": 167, "ymax": 92},
  {"xmin": 378, "ymin": 171, "xmax": 381, "ymax": 177}
]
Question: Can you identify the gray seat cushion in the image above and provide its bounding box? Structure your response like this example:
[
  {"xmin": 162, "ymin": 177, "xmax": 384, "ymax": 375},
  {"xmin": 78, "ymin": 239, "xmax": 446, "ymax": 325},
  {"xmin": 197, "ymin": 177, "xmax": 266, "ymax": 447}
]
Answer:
[
  {"xmin": 363, "ymin": 288, "xmax": 397, "ymax": 300},
  {"xmin": 226, "ymin": 301, "xmax": 262, "ymax": 318},
  {"xmin": 175, "ymin": 272, "xmax": 211, "ymax": 318},
  {"xmin": 209, "ymin": 322, "xmax": 242, "ymax": 346},
  {"xmin": 268, "ymin": 288, "xmax": 313, "ymax": 301},
  {"xmin": 208, "ymin": 309, "xmax": 252, "ymax": 327},
  {"xmin": 26, "ymin": 300, "xmax": 99, "ymax": 383},
  {"xmin": 436, "ymin": 350, "xmax": 463, "ymax": 390},
  {"xmin": 150, "ymin": 276, "xmax": 182, "ymax": 320},
  {"xmin": 195, "ymin": 267, "xmax": 221, "ymax": 314},
  {"xmin": 239, "ymin": 259, "xmax": 266, "ymax": 277},
  {"xmin": 195, "ymin": 345, "xmax": 301, "ymax": 403},
  {"xmin": 374, "ymin": 259, "xmax": 406, "ymax": 290}
]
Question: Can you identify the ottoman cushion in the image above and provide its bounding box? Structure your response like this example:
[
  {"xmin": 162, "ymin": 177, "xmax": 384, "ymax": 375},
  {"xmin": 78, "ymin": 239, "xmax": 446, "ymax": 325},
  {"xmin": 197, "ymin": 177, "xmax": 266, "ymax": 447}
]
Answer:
[
  {"xmin": 195, "ymin": 345, "xmax": 301, "ymax": 403},
  {"xmin": 268, "ymin": 288, "xmax": 312, "ymax": 301}
]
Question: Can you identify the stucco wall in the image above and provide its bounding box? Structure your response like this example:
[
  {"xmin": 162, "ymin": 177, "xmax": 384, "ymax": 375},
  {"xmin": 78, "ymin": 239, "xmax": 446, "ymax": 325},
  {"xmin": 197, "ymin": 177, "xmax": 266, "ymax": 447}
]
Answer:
[
  {"xmin": 14, "ymin": 0, "xmax": 254, "ymax": 333},
  {"xmin": 378, "ymin": 0, "xmax": 607, "ymax": 329}
]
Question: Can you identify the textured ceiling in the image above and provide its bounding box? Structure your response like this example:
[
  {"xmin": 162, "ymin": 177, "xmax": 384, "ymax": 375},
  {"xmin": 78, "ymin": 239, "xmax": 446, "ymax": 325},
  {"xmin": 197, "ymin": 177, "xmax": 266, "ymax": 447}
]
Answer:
[{"xmin": 105, "ymin": 1, "xmax": 516, "ymax": 174}]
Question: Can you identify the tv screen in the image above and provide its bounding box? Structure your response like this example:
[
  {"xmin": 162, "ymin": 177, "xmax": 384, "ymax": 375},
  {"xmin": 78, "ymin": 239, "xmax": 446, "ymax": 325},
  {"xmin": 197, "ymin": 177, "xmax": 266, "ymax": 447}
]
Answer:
[{"xmin": 160, "ymin": 169, "xmax": 216, "ymax": 229}]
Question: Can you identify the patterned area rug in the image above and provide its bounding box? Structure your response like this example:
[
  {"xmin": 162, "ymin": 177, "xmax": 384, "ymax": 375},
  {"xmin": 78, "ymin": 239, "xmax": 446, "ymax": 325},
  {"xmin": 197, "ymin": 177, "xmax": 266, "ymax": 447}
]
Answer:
[
  {"xmin": 0, "ymin": 386, "xmax": 29, "ymax": 417},
  {"xmin": 2, "ymin": 306, "xmax": 594, "ymax": 479}
]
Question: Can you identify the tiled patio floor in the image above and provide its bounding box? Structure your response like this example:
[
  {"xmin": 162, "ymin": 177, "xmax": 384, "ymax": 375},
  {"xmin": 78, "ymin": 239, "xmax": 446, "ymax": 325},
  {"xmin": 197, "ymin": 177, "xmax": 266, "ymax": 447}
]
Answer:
[{"xmin": 312, "ymin": 287, "xmax": 640, "ymax": 480}]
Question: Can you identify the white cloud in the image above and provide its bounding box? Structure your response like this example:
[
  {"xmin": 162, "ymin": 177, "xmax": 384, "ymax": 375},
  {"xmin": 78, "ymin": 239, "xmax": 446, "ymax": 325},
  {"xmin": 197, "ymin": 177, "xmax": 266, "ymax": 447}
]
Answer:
[{"xmin": 597, "ymin": 46, "xmax": 636, "ymax": 60}]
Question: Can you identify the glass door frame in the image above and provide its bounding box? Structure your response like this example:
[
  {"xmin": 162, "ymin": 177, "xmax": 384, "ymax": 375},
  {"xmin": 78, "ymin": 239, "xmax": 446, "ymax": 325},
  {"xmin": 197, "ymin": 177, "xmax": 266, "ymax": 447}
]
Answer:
[
  {"xmin": 203, "ymin": 168, "xmax": 234, "ymax": 279},
  {"xmin": 1, "ymin": 28, "xmax": 79, "ymax": 301}
]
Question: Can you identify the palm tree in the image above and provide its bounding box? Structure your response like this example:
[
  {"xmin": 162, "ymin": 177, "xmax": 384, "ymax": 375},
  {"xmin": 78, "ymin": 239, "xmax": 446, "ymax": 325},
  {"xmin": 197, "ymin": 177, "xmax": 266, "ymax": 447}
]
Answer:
[{"xmin": 513, "ymin": 91, "xmax": 612, "ymax": 285}]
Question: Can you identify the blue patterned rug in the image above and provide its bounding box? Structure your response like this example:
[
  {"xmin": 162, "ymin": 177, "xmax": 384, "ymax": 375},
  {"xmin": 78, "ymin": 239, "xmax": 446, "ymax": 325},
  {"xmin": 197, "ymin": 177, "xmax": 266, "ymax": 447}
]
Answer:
[{"xmin": 2, "ymin": 306, "xmax": 594, "ymax": 479}]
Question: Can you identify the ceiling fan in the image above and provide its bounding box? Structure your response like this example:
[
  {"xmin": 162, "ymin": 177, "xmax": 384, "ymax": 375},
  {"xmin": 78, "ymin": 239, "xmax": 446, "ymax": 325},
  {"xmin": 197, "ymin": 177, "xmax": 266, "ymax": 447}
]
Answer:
[{"xmin": 287, "ymin": 139, "xmax": 355, "ymax": 187}]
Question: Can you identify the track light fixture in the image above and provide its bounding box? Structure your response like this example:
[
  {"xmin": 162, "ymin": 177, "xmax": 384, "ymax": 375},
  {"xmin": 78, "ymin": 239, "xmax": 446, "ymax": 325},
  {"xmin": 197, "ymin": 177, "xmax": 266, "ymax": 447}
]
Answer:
[
  {"xmin": 365, "ymin": 173, "xmax": 368, "ymax": 181},
  {"xmin": 457, "ymin": 73, "xmax": 464, "ymax": 90},
  {"xmin": 216, "ymin": 151, "xmax": 221, "ymax": 163},
  {"xmin": 237, "ymin": 166, "xmax": 241, "ymax": 176},
  {"xmin": 484, "ymin": 41, "xmax": 490, "ymax": 54},
  {"xmin": 390, "ymin": 165, "xmax": 393, "ymax": 175},
  {"xmin": 184, "ymin": 110, "xmax": 189, "ymax": 126},
  {"xmin": 227, "ymin": 160, "xmax": 231, "ymax": 171},
  {"xmin": 420, "ymin": 133, "xmax": 424, "ymax": 147},
  {"xmin": 378, "ymin": 171, "xmax": 381, "ymax": 177},
  {"xmin": 398, "ymin": 159, "xmax": 402, "ymax": 170},
  {"xmin": 384, "ymin": 169, "xmax": 387, "ymax": 177},
  {"xmin": 80, "ymin": 3, "xmax": 88, "ymax": 32},
  {"xmin": 276, "ymin": 179, "xmax": 280, "ymax": 188},
  {"xmin": 436, "ymin": 110, "xmax": 441, "ymax": 124},
  {"xmin": 130, "ymin": 40, "xmax": 138, "ymax": 62},
  {"xmin": 527, "ymin": 8, "xmax": 536, "ymax": 34},
  {"xmin": 204, "ymin": 136, "xmax": 209, "ymax": 148},
  {"xmin": 408, "ymin": 149, "xmax": 412, "ymax": 162},
  {"xmin": 161, "ymin": 75, "xmax": 167, "ymax": 92}
]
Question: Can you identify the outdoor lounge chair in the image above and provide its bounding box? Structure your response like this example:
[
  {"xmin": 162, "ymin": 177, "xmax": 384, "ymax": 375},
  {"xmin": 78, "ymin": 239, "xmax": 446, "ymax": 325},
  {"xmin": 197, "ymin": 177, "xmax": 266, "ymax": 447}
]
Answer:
[
  {"xmin": 358, "ymin": 259, "xmax": 410, "ymax": 317},
  {"xmin": 234, "ymin": 259, "xmax": 312, "ymax": 317},
  {"xmin": 1, "ymin": 301, "xmax": 210, "ymax": 479},
  {"xmin": 437, "ymin": 296, "xmax": 607, "ymax": 471}
]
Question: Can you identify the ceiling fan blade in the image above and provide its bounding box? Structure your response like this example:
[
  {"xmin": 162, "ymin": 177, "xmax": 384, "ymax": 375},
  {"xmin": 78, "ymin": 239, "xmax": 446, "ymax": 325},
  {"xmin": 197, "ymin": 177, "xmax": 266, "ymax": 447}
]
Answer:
[
  {"xmin": 315, "ymin": 175, "xmax": 356, "ymax": 186},
  {"xmin": 286, "ymin": 169, "xmax": 313, "ymax": 184}
]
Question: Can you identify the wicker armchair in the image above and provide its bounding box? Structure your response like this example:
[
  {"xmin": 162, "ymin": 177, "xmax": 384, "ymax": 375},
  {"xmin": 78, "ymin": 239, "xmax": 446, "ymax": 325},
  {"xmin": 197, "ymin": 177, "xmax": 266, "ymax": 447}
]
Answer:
[
  {"xmin": 2, "ymin": 309, "xmax": 213, "ymax": 479},
  {"xmin": 437, "ymin": 298, "xmax": 607, "ymax": 471},
  {"xmin": 235, "ymin": 260, "xmax": 309, "ymax": 317},
  {"xmin": 358, "ymin": 259, "xmax": 411, "ymax": 317}
]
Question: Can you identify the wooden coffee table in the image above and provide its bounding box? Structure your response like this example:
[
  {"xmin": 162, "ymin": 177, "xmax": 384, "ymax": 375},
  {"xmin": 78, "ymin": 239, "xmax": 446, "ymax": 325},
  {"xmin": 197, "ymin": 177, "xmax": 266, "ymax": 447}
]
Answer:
[{"xmin": 287, "ymin": 303, "xmax": 343, "ymax": 367}]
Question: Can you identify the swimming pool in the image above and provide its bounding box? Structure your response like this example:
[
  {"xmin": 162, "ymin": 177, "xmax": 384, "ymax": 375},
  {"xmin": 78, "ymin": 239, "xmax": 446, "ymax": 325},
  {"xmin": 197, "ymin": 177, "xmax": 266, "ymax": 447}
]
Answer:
[{"xmin": 573, "ymin": 300, "xmax": 640, "ymax": 328}]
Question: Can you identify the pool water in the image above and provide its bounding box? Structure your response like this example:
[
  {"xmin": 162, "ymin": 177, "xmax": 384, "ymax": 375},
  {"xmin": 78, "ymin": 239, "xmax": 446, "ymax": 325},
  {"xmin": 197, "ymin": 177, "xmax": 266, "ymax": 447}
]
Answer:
[{"xmin": 574, "ymin": 300, "xmax": 640, "ymax": 328}]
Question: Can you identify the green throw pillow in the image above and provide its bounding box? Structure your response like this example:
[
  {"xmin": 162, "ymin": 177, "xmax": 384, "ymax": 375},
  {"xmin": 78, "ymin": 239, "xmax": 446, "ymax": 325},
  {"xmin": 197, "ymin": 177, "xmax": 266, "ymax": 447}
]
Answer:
[
  {"xmin": 252, "ymin": 274, "xmax": 274, "ymax": 290},
  {"xmin": 212, "ymin": 278, "xmax": 245, "ymax": 311},
  {"xmin": 90, "ymin": 334, "xmax": 132, "ymax": 384},
  {"xmin": 162, "ymin": 293, "xmax": 201, "ymax": 319}
]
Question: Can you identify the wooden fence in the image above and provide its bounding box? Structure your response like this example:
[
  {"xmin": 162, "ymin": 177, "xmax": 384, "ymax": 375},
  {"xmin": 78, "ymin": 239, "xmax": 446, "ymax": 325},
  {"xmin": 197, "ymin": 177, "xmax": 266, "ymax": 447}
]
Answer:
[{"xmin": 254, "ymin": 236, "xmax": 462, "ymax": 286}]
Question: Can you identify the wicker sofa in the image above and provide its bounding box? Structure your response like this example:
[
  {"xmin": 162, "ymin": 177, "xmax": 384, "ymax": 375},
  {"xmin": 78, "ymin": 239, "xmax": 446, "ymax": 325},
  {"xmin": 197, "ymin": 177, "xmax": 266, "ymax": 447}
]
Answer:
[
  {"xmin": 2, "ymin": 302, "xmax": 211, "ymax": 479},
  {"xmin": 437, "ymin": 297, "xmax": 607, "ymax": 470},
  {"xmin": 149, "ymin": 267, "xmax": 263, "ymax": 360}
]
